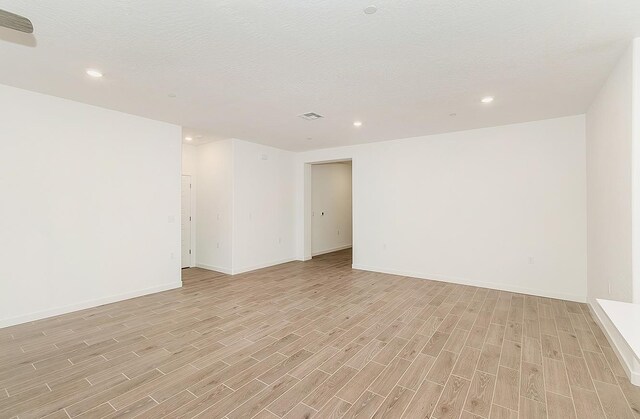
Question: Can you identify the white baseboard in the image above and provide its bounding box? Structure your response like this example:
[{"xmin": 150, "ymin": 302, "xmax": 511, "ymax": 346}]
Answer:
[
  {"xmin": 312, "ymin": 245, "xmax": 353, "ymax": 257},
  {"xmin": 588, "ymin": 299, "xmax": 640, "ymax": 386},
  {"xmin": 351, "ymin": 264, "xmax": 586, "ymax": 303},
  {"xmin": 195, "ymin": 263, "xmax": 232, "ymax": 275},
  {"xmin": 0, "ymin": 282, "xmax": 182, "ymax": 329},
  {"xmin": 196, "ymin": 258, "xmax": 297, "ymax": 275},
  {"xmin": 232, "ymin": 258, "xmax": 296, "ymax": 275}
]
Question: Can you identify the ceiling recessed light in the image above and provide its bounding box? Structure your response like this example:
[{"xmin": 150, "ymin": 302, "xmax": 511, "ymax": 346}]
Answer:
[
  {"xmin": 481, "ymin": 96, "xmax": 494, "ymax": 104},
  {"xmin": 353, "ymin": 121, "xmax": 363, "ymax": 127},
  {"xmin": 184, "ymin": 137, "xmax": 193, "ymax": 141},
  {"xmin": 168, "ymin": 93, "xmax": 177, "ymax": 98},
  {"xmin": 449, "ymin": 113, "xmax": 457, "ymax": 117},
  {"xmin": 86, "ymin": 69, "xmax": 103, "ymax": 78},
  {"xmin": 364, "ymin": 5, "xmax": 378, "ymax": 14}
]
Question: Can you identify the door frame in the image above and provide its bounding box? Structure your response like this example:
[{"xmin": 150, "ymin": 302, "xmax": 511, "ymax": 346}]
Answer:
[
  {"xmin": 181, "ymin": 174, "xmax": 195, "ymax": 268},
  {"xmin": 303, "ymin": 158, "xmax": 353, "ymax": 261}
]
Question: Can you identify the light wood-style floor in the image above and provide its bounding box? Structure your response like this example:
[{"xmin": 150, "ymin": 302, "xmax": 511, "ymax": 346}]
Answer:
[{"xmin": 1, "ymin": 250, "xmax": 639, "ymax": 419}]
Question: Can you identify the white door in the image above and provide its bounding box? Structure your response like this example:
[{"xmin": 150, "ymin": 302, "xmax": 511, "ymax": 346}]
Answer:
[{"xmin": 181, "ymin": 175, "xmax": 192, "ymax": 268}]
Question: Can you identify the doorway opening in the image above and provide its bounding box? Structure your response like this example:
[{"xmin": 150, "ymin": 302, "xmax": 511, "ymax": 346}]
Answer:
[
  {"xmin": 181, "ymin": 175, "xmax": 193, "ymax": 269},
  {"xmin": 306, "ymin": 160, "xmax": 353, "ymax": 263}
]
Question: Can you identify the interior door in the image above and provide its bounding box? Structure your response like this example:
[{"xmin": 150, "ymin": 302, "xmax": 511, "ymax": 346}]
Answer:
[{"xmin": 181, "ymin": 175, "xmax": 192, "ymax": 268}]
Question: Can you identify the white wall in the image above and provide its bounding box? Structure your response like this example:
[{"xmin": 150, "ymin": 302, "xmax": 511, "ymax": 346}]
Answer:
[
  {"xmin": 191, "ymin": 139, "xmax": 295, "ymax": 274},
  {"xmin": 296, "ymin": 116, "xmax": 588, "ymax": 302},
  {"xmin": 0, "ymin": 84, "xmax": 182, "ymax": 327},
  {"xmin": 232, "ymin": 139, "xmax": 295, "ymax": 273},
  {"xmin": 586, "ymin": 42, "xmax": 634, "ymax": 304},
  {"xmin": 312, "ymin": 163, "xmax": 352, "ymax": 256},
  {"xmin": 585, "ymin": 43, "xmax": 640, "ymax": 392},
  {"xmin": 182, "ymin": 143, "xmax": 198, "ymax": 176},
  {"xmin": 633, "ymin": 38, "xmax": 640, "ymax": 305},
  {"xmin": 182, "ymin": 143, "xmax": 197, "ymax": 266},
  {"xmin": 195, "ymin": 140, "xmax": 234, "ymax": 273},
  {"xmin": 585, "ymin": 39, "xmax": 640, "ymax": 385}
]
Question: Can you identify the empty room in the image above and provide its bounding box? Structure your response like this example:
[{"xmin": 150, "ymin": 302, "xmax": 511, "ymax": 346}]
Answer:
[{"xmin": 1, "ymin": 1, "xmax": 640, "ymax": 418}]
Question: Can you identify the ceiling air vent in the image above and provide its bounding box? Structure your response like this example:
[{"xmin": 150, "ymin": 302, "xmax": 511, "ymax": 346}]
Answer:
[{"xmin": 298, "ymin": 112, "xmax": 324, "ymax": 121}]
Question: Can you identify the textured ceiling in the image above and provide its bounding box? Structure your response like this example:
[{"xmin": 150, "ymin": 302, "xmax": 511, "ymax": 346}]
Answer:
[{"xmin": 1, "ymin": 0, "xmax": 639, "ymax": 151}]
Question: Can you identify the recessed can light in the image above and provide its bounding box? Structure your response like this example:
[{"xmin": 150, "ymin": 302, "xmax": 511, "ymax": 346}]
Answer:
[
  {"xmin": 86, "ymin": 69, "xmax": 103, "ymax": 78},
  {"xmin": 481, "ymin": 96, "xmax": 494, "ymax": 104},
  {"xmin": 185, "ymin": 137, "xmax": 193, "ymax": 141},
  {"xmin": 353, "ymin": 121, "xmax": 363, "ymax": 127},
  {"xmin": 364, "ymin": 5, "xmax": 378, "ymax": 14}
]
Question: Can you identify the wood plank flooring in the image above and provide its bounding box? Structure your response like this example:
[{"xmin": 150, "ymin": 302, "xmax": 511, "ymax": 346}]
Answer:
[{"xmin": 1, "ymin": 249, "xmax": 639, "ymax": 418}]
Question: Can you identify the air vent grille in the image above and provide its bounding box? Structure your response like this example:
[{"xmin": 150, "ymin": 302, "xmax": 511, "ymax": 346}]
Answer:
[{"xmin": 298, "ymin": 112, "xmax": 324, "ymax": 121}]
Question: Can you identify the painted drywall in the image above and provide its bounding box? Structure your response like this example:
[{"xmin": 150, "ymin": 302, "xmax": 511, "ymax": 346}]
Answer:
[
  {"xmin": 311, "ymin": 163, "xmax": 353, "ymax": 256},
  {"xmin": 232, "ymin": 139, "xmax": 295, "ymax": 273},
  {"xmin": 182, "ymin": 143, "xmax": 197, "ymax": 267},
  {"xmin": 182, "ymin": 143, "xmax": 198, "ymax": 176},
  {"xmin": 295, "ymin": 116, "xmax": 588, "ymax": 301},
  {"xmin": 195, "ymin": 140, "xmax": 234, "ymax": 273},
  {"xmin": 191, "ymin": 139, "xmax": 295, "ymax": 274},
  {"xmin": 633, "ymin": 38, "xmax": 640, "ymax": 305},
  {"xmin": 585, "ymin": 39, "xmax": 640, "ymax": 385},
  {"xmin": 586, "ymin": 43, "xmax": 634, "ymax": 304},
  {"xmin": 0, "ymin": 84, "xmax": 182, "ymax": 328}
]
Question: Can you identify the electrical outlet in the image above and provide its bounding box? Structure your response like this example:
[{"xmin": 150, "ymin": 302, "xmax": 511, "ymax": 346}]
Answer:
[
  {"xmin": 528, "ymin": 256, "xmax": 534, "ymax": 265},
  {"xmin": 217, "ymin": 242, "xmax": 220, "ymax": 249},
  {"xmin": 608, "ymin": 281, "xmax": 612, "ymax": 295}
]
